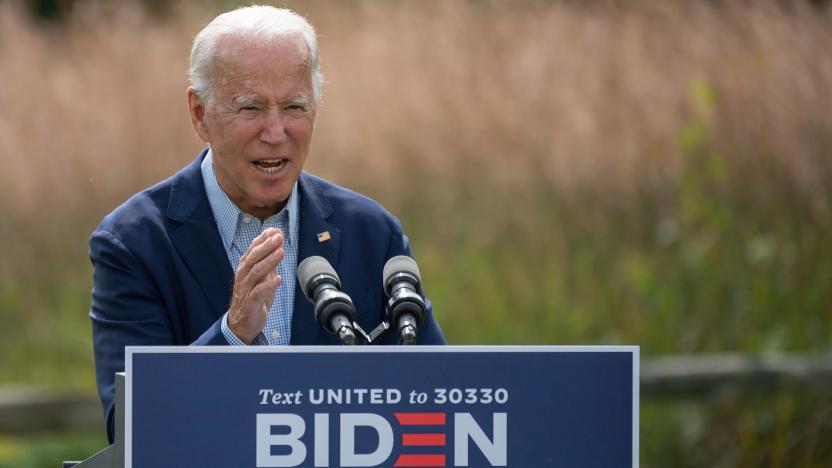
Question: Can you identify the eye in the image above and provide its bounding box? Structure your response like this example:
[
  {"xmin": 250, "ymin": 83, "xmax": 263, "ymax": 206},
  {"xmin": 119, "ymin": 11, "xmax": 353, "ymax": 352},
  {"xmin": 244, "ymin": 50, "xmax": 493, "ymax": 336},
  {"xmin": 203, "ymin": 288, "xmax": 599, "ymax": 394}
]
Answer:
[{"xmin": 286, "ymin": 99, "xmax": 312, "ymax": 112}]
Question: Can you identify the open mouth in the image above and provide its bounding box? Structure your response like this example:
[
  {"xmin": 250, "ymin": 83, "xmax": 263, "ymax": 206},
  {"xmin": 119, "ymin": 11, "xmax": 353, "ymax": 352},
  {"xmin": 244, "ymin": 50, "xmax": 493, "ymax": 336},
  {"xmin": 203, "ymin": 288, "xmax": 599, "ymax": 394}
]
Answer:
[{"xmin": 253, "ymin": 159, "xmax": 285, "ymax": 174}]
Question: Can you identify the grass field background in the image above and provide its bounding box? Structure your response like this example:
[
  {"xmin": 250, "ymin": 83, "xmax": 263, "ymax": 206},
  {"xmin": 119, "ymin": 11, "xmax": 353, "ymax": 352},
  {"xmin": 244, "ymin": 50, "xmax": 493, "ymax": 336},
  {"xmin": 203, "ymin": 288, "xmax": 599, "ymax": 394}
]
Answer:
[{"xmin": 1, "ymin": 1, "xmax": 831, "ymax": 466}]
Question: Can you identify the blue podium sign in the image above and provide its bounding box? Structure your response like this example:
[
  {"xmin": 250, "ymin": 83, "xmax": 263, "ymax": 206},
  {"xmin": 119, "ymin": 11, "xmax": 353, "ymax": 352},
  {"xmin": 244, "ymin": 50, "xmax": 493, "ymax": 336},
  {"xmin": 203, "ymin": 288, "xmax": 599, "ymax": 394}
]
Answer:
[{"xmin": 125, "ymin": 346, "xmax": 638, "ymax": 468}]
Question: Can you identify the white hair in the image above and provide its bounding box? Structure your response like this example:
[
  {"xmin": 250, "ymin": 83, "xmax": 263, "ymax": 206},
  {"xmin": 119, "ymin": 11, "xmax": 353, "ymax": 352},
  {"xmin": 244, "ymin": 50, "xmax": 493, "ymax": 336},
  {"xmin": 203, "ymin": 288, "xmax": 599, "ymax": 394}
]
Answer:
[{"xmin": 189, "ymin": 5, "xmax": 323, "ymax": 106}]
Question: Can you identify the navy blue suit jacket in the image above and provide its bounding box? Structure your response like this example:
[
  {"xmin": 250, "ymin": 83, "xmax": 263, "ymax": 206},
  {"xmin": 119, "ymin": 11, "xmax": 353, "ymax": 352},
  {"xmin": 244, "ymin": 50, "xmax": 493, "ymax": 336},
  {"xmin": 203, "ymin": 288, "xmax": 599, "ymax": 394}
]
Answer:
[{"xmin": 89, "ymin": 150, "xmax": 445, "ymax": 442}]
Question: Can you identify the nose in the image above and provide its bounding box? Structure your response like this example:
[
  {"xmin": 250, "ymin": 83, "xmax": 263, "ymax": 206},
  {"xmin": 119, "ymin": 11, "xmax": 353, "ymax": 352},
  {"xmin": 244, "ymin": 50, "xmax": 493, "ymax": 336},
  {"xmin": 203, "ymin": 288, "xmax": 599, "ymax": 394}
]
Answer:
[{"xmin": 259, "ymin": 108, "xmax": 288, "ymax": 145}]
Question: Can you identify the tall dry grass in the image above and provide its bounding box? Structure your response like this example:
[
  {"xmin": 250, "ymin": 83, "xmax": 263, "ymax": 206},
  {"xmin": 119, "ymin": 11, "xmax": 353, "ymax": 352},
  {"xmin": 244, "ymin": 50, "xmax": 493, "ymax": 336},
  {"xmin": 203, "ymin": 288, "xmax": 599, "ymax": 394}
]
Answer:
[
  {"xmin": 1, "ymin": 1, "xmax": 830, "ymax": 214},
  {"xmin": 1, "ymin": 1, "xmax": 832, "ymax": 466}
]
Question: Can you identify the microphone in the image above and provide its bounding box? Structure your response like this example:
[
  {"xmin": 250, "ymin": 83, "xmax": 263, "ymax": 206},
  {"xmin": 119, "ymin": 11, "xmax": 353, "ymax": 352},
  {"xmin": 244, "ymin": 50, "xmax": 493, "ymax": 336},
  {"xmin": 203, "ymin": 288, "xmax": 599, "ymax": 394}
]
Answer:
[
  {"xmin": 297, "ymin": 256, "xmax": 358, "ymax": 345},
  {"xmin": 382, "ymin": 255, "xmax": 427, "ymax": 345}
]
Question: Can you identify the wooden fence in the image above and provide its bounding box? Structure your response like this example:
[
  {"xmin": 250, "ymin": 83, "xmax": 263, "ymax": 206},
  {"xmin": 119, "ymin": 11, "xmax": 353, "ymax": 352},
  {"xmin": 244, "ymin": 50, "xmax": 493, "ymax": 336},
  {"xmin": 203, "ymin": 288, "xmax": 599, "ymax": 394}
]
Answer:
[{"xmin": 1, "ymin": 353, "xmax": 831, "ymax": 434}]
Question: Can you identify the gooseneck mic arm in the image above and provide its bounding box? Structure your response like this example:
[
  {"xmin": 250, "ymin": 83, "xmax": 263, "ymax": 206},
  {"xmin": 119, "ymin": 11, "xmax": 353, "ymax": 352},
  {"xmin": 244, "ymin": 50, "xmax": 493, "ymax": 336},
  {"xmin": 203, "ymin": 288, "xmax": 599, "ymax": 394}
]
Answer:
[
  {"xmin": 297, "ymin": 256, "xmax": 358, "ymax": 345},
  {"xmin": 382, "ymin": 256, "xmax": 427, "ymax": 345}
]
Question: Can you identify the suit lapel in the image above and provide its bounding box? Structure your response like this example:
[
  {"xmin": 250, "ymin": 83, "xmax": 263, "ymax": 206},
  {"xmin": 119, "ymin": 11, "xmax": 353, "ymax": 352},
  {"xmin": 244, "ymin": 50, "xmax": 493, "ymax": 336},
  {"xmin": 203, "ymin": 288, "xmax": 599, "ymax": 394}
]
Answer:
[
  {"xmin": 292, "ymin": 172, "xmax": 342, "ymax": 344},
  {"xmin": 168, "ymin": 150, "xmax": 234, "ymax": 319},
  {"xmin": 166, "ymin": 160, "xmax": 340, "ymax": 342}
]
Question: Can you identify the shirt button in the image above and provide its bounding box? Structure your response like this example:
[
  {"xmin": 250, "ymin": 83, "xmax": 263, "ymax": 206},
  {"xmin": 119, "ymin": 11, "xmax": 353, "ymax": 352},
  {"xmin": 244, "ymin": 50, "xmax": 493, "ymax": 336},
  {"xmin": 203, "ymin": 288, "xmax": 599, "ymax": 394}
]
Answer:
[
  {"xmin": 271, "ymin": 330, "xmax": 280, "ymax": 340},
  {"xmin": 242, "ymin": 215, "xmax": 252, "ymax": 224}
]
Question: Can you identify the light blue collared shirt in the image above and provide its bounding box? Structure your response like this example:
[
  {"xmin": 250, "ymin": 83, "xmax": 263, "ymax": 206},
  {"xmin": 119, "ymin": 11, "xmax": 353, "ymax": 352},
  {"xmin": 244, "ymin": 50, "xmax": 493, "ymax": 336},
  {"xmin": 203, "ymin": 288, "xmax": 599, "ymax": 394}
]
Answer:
[{"xmin": 201, "ymin": 150, "xmax": 299, "ymax": 345}]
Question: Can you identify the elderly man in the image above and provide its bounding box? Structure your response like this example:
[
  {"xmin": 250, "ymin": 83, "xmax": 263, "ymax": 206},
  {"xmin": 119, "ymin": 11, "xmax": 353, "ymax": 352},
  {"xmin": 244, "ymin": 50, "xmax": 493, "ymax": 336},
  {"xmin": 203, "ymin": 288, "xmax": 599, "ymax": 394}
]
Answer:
[{"xmin": 89, "ymin": 6, "xmax": 445, "ymax": 442}]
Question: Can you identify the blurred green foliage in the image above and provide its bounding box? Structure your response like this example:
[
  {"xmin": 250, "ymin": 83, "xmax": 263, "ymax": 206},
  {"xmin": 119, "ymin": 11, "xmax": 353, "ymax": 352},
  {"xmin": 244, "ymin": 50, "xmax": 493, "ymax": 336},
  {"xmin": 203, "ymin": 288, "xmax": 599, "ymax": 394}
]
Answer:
[{"xmin": 0, "ymin": 431, "xmax": 105, "ymax": 468}]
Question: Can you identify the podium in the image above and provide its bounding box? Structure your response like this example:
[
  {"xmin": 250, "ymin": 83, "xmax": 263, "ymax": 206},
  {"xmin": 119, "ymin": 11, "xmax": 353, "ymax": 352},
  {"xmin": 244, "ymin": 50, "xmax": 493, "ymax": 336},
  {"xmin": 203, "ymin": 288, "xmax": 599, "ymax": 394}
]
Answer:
[{"xmin": 69, "ymin": 346, "xmax": 638, "ymax": 467}]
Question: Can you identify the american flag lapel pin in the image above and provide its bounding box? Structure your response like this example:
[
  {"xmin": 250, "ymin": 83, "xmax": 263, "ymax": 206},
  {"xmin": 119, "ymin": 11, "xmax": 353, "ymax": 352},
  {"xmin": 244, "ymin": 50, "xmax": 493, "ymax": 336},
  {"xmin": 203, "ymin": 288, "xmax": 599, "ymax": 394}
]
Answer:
[{"xmin": 317, "ymin": 231, "xmax": 331, "ymax": 243}]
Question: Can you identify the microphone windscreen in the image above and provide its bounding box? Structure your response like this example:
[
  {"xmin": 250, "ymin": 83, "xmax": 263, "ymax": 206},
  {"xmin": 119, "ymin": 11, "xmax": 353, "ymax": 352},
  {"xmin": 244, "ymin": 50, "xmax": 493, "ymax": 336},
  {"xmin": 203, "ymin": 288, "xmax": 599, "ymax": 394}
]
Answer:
[
  {"xmin": 297, "ymin": 256, "xmax": 339, "ymax": 300},
  {"xmin": 382, "ymin": 255, "xmax": 421, "ymax": 287}
]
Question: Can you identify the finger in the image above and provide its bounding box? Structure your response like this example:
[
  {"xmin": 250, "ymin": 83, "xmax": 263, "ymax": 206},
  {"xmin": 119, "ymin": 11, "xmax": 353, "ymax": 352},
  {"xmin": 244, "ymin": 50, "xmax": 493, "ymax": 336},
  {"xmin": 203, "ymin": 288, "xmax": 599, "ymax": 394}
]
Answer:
[
  {"xmin": 234, "ymin": 271, "xmax": 279, "ymax": 317},
  {"xmin": 233, "ymin": 250, "xmax": 282, "ymax": 318},
  {"xmin": 245, "ymin": 263, "xmax": 282, "ymax": 302},
  {"xmin": 238, "ymin": 228, "xmax": 275, "ymax": 265},
  {"xmin": 246, "ymin": 229, "xmax": 283, "ymax": 269},
  {"xmin": 247, "ymin": 272, "xmax": 282, "ymax": 308},
  {"xmin": 244, "ymin": 247, "xmax": 284, "ymax": 289},
  {"xmin": 237, "ymin": 230, "xmax": 283, "ymax": 280},
  {"xmin": 239, "ymin": 228, "xmax": 281, "ymax": 267},
  {"xmin": 228, "ymin": 270, "xmax": 282, "ymax": 342},
  {"xmin": 261, "ymin": 272, "xmax": 283, "ymax": 310},
  {"xmin": 230, "ymin": 272, "xmax": 276, "ymax": 316}
]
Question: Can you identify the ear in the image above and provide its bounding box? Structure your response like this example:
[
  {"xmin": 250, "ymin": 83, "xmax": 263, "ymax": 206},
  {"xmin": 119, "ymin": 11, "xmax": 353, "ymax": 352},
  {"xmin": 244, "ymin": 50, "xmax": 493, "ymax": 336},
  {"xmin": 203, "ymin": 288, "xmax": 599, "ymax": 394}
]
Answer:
[{"xmin": 187, "ymin": 88, "xmax": 211, "ymax": 143}]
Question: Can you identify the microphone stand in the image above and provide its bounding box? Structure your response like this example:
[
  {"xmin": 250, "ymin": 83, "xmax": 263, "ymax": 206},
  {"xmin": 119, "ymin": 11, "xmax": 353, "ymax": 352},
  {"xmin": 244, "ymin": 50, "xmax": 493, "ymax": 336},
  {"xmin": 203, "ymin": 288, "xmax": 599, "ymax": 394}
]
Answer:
[{"xmin": 350, "ymin": 319, "xmax": 415, "ymax": 346}]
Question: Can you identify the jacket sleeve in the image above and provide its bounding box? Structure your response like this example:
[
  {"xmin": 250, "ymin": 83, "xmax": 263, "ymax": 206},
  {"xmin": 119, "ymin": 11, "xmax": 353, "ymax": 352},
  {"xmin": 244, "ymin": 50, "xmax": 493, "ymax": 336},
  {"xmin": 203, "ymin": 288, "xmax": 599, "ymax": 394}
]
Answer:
[{"xmin": 89, "ymin": 229, "xmax": 228, "ymax": 443}]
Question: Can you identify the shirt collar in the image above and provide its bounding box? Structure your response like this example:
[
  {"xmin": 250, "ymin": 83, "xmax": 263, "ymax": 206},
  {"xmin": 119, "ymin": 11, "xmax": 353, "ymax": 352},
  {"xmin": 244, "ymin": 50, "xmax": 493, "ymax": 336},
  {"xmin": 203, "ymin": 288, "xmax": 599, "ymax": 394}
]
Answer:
[{"xmin": 201, "ymin": 149, "xmax": 298, "ymax": 251}]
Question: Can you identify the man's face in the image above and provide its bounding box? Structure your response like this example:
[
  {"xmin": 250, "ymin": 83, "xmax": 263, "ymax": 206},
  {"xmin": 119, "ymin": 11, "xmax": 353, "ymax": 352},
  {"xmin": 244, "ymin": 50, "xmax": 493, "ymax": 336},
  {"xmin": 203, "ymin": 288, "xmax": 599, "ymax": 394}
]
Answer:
[{"xmin": 188, "ymin": 35, "xmax": 316, "ymax": 219}]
